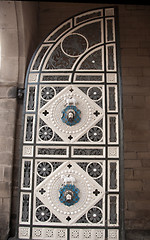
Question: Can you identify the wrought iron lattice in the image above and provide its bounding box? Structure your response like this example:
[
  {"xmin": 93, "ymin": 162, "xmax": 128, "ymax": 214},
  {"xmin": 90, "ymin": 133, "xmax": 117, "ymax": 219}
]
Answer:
[{"xmin": 18, "ymin": 7, "xmax": 124, "ymax": 240}]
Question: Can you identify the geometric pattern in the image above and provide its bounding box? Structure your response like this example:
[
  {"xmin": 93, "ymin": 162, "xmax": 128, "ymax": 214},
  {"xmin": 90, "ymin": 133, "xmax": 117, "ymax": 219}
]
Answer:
[
  {"xmin": 38, "ymin": 85, "xmax": 104, "ymax": 143},
  {"xmin": 18, "ymin": 7, "xmax": 123, "ymax": 240},
  {"xmin": 35, "ymin": 161, "xmax": 105, "ymax": 225}
]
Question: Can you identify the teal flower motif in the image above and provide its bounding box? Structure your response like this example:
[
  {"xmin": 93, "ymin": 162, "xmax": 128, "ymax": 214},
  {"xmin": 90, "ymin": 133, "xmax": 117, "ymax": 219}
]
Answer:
[{"xmin": 59, "ymin": 184, "xmax": 80, "ymax": 206}]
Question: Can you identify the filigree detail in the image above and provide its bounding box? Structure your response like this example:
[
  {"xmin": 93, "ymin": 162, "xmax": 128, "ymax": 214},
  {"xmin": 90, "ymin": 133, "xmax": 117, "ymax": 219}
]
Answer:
[
  {"xmin": 87, "ymin": 163, "xmax": 102, "ymax": 179},
  {"xmin": 37, "ymin": 162, "xmax": 52, "ymax": 177},
  {"xmin": 41, "ymin": 87, "xmax": 55, "ymax": 100},
  {"xmin": 61, "ymin": 33, "xmax": 87, "ymax": 57},
  {"xmin": 39, "ymin": 85, "xmax": 104, "ymax": 143},
  {"xmin": 87, "ymin": 207, "xmax": 102, "ymax": 223},
  {"xmin": 39, "ymin": 126, "xmax": 53, "ymax": 141},
  {"xmin": 88, "ymin": 127, "xmax": 102, "ymax": 142},
  {"xmin": 36, "ymin": 206, "xmax": 51, "ymax": 222}
]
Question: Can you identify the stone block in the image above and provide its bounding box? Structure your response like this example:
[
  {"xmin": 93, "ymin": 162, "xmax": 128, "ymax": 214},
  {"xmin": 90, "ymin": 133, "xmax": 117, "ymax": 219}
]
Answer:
[
  {"xmin": 142, "ymin": 67, "xmax": 150, "ymax": 77},
  {"xmin": 123, "ymin": 95, "xmax": 133, "ymax": 108},
  {"xmin": 124, "ymin": 168, "xmax": 134, "ymax": 179},
  {"xmin": 0, "ymin": 124, "xmax": 15, "ymax": 138},
  {"xmin": 4, "ymin": 166, "xmax": 12, "ymax": 182},
  {"xmin": 2, "ymin": 197, "xmax": 11, "ymax": 213},
  {"xmin": 1, "ymin": 28, "xmax": 18, "ymax": 58},
  {"xmin": 124, "ymin": 151, "xmax": 137, "ymax": 160},
  {"xmin": 0, "ymin": 182, "xmax": 11, "ymax": 198},
  {"xmin": 0, "ymin": 137, "xmax": 14, "ymax": 153},
  {"xmin": 122, "ymin": 76, "xmax": 139, "ymax": 86},
  {"xmin": 7, "ymin": 86, "xmax": 17, "ymax": 98},
  {"xmin": 138, "ymin": 48, "xmax": 150, "ymax": 56},
  {"xmin": 145, "ymin": 96, "xmax": 150, "ymax": 108},
  {"xmin": 0, "ymin": 56, "xmax": 18, "ymax": 84},
  {"xmin": 0, "ymin": 99, "xmax": 16, "ymax": 111},
  {"xmin": 128, "ymin": 200, "xmax": 150, "ymax": 211},
  {"xmin": 0, "ymin": 86, "xmax": 9, "ymax": 99},
  {"xmin": 125, "ymin": 180, "xmax": 143, "ymax": 191},
  {"xmin": 121, "ymin": 48, "xmax": 138, "ymax": 56},
  {"xmin": 124, "ymin": 142, "xmax": 148, "ymax": 152},
  {"xmin": 0, "ymin": 1, "xmax": 17, "ymax": 29},
  {"xmin": 137, "ymin": 151, "xmax": 150, "ymax": 160},
  {"xmin": 0, "ymin": 166, "xmax": 4, "ymax": 181},
  {"xmin": 124, "ymin": 159, "xmax": 142, "ymax": 169},
  {"xmin": 132, "ymin": 96, "xmax": 145, "ymax": 108},
  {"xmin": 122, "ymin": 56, "xmax": 150, "ymax": 68},
  {"xmin": 134, "ymin": 168, "xmax": 150, "ymax": 180},
  {"xmin": 126, "ymin": 230, "xmax": 150, "ymax": 240},
  {"xmin": 142, "ymin": 159, "xmax": 150, "ymax": 167},
  {"xmin": 123, "ymin": 86, "xmax": 149, "ymax": 96},
  {"xmin": 140, "ymin": 40, "xmax": 150, "ymax": 48},
  {"xmin": 143, "ymin": 179, "xmax": 150, "ymax": 191},
  {"xmin": 125, "ymin": 191, "xmax": 150, "ymax": 201}
]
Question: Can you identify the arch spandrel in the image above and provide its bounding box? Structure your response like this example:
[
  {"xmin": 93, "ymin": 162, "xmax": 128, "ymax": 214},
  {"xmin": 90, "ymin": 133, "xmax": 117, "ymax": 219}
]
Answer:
[{"xmin": 18, "ymin": 7, "xmax": 124, "ymax": 240}]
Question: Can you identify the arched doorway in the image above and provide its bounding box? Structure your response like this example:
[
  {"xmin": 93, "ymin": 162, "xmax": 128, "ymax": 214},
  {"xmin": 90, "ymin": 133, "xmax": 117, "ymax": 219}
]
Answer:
[{"xmin": 17, "ymin": 7, "xmax": 124, "ymax": 240}]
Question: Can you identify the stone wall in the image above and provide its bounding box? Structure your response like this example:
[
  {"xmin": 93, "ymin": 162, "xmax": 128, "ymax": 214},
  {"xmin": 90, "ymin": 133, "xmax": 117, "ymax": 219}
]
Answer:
[
  {"xmin": 0, "ymin": 2, "xmax": 18, "ymax": 239},
  {"xmin": 120, "ymin": 4, "xmax": 150, "ymax": 233},
  {"xmin": 0, "ymin": 1, "xmax": 38, "ymax": 239},
  {"xmin": 0, "ymin": 2, "xmax": 150, "ymax": 240}
]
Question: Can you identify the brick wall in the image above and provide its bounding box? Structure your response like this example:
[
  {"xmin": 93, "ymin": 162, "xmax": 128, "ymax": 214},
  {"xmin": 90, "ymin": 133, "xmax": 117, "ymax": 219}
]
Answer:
[{"xmin": 119, "ymin": 5, "xmax": 150, "ymax": 232}]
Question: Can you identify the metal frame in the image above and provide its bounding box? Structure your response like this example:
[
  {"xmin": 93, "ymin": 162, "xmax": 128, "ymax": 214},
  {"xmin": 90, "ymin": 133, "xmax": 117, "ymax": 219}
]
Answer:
[{"xmin": 13, "ymin": 7, "xmax": 124, "ymax": 240}]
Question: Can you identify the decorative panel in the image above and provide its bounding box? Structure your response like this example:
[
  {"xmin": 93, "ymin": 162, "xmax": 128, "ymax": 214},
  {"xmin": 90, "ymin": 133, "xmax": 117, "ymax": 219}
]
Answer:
[{"xmin": 17, "ymin": 7, "xmax": 124, "ymax": 240}]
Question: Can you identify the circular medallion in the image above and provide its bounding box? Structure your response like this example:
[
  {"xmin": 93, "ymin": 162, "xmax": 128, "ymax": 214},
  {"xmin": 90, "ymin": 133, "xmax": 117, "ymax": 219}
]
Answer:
[
  {"xmin": 39, "ymin": 126, "xmax": 53, "ymax": 141},
  {"xmin": 88, "ymin": 127, "xmax": 103, "ymax": 142},
  {"xmin": 37, "ymin": 162, "xmax": 52, "ymax": 177},
  {"xmin": 36, "ymin": 206, "xmax": 51, "ymax": 222},
  {"xmin": 87, "ymin": 207, "xmax": 102, "ymax": 223},
  {"xmin": 88, "ymin": 87, "xmax": 102, "ymax": 101},
  {"xmin": 87, "ymin": 162, "xmax": 102, "ymax": 179},
  {"xmin": 41, "ymin": 87, "xmax": 55, "ymax": 100},
  {"xmin": 61, "ymin": 33, "xmax": 88, "ymax": 57}
]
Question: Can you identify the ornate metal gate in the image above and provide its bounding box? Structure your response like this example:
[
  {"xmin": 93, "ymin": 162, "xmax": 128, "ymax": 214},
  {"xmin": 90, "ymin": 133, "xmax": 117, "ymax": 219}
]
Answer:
[{"xmin": 17, "ymin": 7, "xmax": 124, "ymax": 240}]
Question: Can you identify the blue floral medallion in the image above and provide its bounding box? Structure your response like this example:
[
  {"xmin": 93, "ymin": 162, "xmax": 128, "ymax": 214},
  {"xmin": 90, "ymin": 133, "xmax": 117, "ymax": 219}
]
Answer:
[
  {"xmin": 61, "ymin": 106, "xmax": 81, "ymax": 126},
  {"xmin": 59, "ymin": 184, "xmax": 80, "ymax": 206}
]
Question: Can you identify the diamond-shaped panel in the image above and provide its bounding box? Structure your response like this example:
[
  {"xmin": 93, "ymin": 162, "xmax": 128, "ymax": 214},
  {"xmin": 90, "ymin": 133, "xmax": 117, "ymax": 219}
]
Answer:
[
  {"xmin": 35, "ymin": 161, "xmax": 105, "ymax": 225},
  {"xmin": 39, "ymin": 85, "xmax": 104, "ymax": 143}
]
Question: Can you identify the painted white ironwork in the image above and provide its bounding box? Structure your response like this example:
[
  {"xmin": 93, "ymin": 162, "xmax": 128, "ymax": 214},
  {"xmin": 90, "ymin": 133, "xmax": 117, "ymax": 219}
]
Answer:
[{"xmin": 17, "ymin": 7, "xmax": 123, "ymax": 240}]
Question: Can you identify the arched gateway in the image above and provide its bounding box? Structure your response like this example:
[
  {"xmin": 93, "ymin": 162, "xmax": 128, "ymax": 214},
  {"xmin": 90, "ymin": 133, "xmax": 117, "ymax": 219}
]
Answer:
[{"xmin": 17, "ymin": 7, "xmax": 124, "ymax": 240}]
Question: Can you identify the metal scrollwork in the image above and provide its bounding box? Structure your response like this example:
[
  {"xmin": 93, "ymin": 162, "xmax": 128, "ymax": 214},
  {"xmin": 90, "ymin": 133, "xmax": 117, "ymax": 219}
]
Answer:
[
  {"xmin": 87, "ymin": 162, "xmax": 102, "ymax": 179},
  {"xmin": 87, "ymin": 207, "xmax": 102, "ymax": 223},
  {"xmin": 88, "ymin": 127, "xmax": 103, "ymax": 142},
  {"xmin": 37, "ymin": 162, "xmax": 52, "ymax": 177},
  {"xmin": 41, "ymin": 87, "xmax": 55, "ymax": 100},
  {"xmin": 36, "ymin": 206, "xmax": 51, "ymax": 222},
  {"xmin": 39, "ymin": 126, "xmax": 53, "ymax": 141}
]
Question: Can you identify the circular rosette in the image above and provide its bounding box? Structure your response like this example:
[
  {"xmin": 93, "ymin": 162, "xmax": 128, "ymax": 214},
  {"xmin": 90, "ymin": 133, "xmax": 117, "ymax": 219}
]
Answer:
[
  {"xmin": 36, "ymin": 206, "xmax": 51, "ymax": 222},
  {"xmin": 61, "ymin": 106, "xmax": 81, "ymax": 126},
  {"xmin": 59, "ymin": 184, "xmax": 80, "ymax": 207},
  {"xmin": 87, "ymin": 207, "xmax": 102, "ymax": 223}
]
